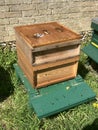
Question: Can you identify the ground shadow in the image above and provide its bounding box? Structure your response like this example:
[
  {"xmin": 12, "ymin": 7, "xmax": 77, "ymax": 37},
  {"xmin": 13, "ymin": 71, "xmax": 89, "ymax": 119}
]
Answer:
[
  {"xmin": 78, "ymin": 61, "xmax": 89, "ymax": 79},
  {"xmin": 88, "ymin": 58, "xmax": 98, "ymax": 72},
  {"xmin": 0, "ymin": 66, "xmax": 14, "ymax": 102},
  {"xmin": 83, "ymin": 118, "xmax": 98, "ymax": 130}
]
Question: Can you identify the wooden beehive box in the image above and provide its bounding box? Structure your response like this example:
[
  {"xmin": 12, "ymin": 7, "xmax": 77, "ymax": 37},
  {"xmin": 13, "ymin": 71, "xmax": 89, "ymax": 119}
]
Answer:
[{"xmin": 14, "ymin": 22, "xmax": 81, "ymax": 88}]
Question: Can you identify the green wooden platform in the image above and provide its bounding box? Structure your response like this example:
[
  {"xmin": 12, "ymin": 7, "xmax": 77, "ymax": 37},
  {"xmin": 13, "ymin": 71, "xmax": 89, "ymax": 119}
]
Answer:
[
  {"xmin": 82, "ymin": 17, "xmax": 98, "ymax": 64},
  {"xmin": 14, "ymin": 64, "xmax": 96, "ymax": 119},
  {"xmin": 82, "ymin": 43, "xmax": 98, "ymax": 64}
]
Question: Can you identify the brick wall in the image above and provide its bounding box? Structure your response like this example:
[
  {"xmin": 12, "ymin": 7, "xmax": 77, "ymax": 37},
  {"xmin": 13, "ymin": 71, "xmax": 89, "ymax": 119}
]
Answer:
[{"xmin": 0, "ymin": 0, "xmax": 98, "ymax": 42}]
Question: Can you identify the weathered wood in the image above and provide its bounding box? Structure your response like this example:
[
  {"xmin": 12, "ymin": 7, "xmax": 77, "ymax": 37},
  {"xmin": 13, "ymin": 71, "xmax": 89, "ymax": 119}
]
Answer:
[
  {"xmin": 15, "ymin": 32, "xmax": 33, "ymax": 64},
  {"xmin": 16, "ymin": 34, "xmax": 80, "ymax": 65},
  {"xmin": 18, "ymin": 56, "xmax": 78, "ymax": 88},
  {"xmin": 15, "ymin": 22, "xmax": 81, "ymax": 88},
  {"xmin": 14, "ymin": 22, "xmax": 81, "ymax": 47},
  {"xmin": 36, "ymin": 62, "xmax": 78, "ymax": 88},
  {"xmin": 17, "ymin": 46, "xmax": 79, "ymax": 70},
  {"xmin": 33, "ymin": 44, "xmax": 80, "ymax": 65},
  {"xmin": 17, "ymin": 46, "xmax": 79, "ymax": 88}
]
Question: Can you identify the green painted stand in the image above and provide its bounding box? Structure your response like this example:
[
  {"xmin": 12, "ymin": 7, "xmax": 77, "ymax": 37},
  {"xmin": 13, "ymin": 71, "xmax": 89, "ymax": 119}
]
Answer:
[
  {"xmin": 82, "ymin": 43, "xmax": 98, "ymax": 64},
  {"xmin": 82, "ymin": 17, "xmax": 98, "ymax": 64},
  {"xmin": 13, "ymin": 64, "xmax": 96, "ymax": 119}
]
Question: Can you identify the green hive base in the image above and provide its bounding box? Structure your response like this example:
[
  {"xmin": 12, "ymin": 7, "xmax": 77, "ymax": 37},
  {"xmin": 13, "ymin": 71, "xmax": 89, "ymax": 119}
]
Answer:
[
  {"xmin": 82, "ymin": 43, "xmax": 98, "ymax": 64},
  {"xmin": 13, "ymin": 64, "xmax": 96, "ymax": 119}
]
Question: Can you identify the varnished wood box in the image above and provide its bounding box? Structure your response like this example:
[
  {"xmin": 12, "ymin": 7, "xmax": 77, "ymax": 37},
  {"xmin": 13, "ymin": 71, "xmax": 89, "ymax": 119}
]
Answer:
[{"xmin": 14, "ymin": 22, "xmax": 81, "ymax": 88}]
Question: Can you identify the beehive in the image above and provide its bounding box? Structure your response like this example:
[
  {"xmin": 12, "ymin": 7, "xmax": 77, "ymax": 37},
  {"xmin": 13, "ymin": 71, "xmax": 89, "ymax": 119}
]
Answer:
[{"xmin": 14, "ymin": 22, "xmax": 81, "ymax": 88}]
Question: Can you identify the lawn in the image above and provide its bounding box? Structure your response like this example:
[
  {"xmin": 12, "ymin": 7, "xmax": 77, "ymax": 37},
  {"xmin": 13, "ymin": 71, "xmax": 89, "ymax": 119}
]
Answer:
[{"xmin": 0, "ymin": 34, "xmax": 98, "ymax": 130}]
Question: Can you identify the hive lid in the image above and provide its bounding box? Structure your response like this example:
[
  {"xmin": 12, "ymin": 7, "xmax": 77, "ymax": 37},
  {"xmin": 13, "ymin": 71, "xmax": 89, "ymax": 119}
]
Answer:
[{"xmin": 15, "ymin": 22, "xmax": 81, "ymax": 48}]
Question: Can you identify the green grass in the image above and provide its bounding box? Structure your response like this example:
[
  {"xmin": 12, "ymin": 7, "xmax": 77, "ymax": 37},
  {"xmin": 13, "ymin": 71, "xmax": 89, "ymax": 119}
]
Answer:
[{"xmin": 0, "ymin": 39, "xmax": 98, "ymax": 130}]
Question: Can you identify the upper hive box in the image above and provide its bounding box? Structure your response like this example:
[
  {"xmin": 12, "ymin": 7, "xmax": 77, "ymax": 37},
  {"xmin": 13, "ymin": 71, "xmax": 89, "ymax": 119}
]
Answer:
[
  {"xmin": 15, "ymin": 22, "xmax": 81, "ymax": 65},
  {"xmin": 15, "ymin": 22, "xmax": 81, "ymax": 88}
]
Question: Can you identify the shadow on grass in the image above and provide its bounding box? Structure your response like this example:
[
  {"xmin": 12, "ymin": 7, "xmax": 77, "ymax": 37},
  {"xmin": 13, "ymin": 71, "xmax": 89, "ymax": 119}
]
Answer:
[
  {"xmin": 89, "ymin": 58, "xmax": 98, "ymax": 72},
  {"xmin": 83, "ymin": 118, "xmax": 98, "ymax": 130},
  {"xmin": 0, "ymin": 66, "xmax": 14, "ymax": 102},
  {"xmin": 78, "ymin": 61, "xmax": 89, "ymax": 78}
]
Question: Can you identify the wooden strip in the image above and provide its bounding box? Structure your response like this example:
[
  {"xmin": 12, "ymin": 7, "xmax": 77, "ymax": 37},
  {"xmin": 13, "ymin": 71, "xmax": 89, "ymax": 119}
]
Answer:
[
  {"xmin": 36, "ymin": 75, "xmax": 75, "ymax": 88},
  {"xmin": 32, "ymin": 40, "xmax": 81, "ymax": 52},
  {"xmin": 16, "ymin": 32, "xmax": 33, "ymax": 64},
  {"xmin": 17, "ymin": 54, "xmax": 33, "ymax": 76},
  {"xmin": 33, "ymin": 56, "xmax": 79, "ymax": 71},
  {"xmin": 18, "ymin": 59, "xmax": 34, "ymax": 88},
  {"xmin": 73, "ymin": 61, "xmax": 78, "ymax": 77},
  {"xmin": 34, "ymin": 45, "xmax": 80, "ymax": 65}
]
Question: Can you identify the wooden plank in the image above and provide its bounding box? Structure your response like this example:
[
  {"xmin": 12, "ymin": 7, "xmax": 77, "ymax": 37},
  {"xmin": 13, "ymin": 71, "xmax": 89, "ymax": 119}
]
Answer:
[
  {"xmin": 32, "ymin": 39, "xmax": 81, "ymax": 52},
  {"xmin": 36, "ymin": 62, "xmax": 78, "ymax": 88},
  {"xmin": 16, "ymin": 32, "xmax": 33, "ymax": 64},
  {"xmin": 17, "ymin": 45, "xmax": 80, "ymax": 70},
  {"xmin": 33, "ymin": 44, "xmax": 80, "ymax": 65},
  {"xmin": 18, "ymin": 58, "xmax": 34, "ymax": 88}
]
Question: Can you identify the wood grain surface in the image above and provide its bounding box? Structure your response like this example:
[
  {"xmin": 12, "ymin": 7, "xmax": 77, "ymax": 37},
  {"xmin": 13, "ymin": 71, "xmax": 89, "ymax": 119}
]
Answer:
[
  {"xmin": 15, "ymin": 22, "xmax": 81, "ymax": 88},
  {"xmin": 14, "ymin": 22, "xmax": 81, "ymax": 48}
]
